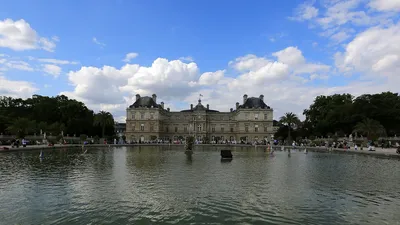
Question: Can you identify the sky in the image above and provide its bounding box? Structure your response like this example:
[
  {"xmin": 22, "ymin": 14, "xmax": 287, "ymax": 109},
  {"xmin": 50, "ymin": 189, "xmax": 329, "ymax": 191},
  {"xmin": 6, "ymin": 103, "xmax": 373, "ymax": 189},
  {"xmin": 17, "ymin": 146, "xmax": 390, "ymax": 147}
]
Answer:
[{"xmin": 1, "ymin": 0, "xmax": 400, "ymax": 122}]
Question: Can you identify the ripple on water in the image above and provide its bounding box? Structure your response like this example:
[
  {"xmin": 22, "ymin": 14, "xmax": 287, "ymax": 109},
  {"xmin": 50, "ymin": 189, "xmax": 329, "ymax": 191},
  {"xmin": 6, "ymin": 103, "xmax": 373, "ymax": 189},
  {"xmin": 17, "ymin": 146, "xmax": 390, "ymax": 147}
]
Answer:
[{"xmin": 1, "ymin": 148, "xmax": 400, "ymax": 224}]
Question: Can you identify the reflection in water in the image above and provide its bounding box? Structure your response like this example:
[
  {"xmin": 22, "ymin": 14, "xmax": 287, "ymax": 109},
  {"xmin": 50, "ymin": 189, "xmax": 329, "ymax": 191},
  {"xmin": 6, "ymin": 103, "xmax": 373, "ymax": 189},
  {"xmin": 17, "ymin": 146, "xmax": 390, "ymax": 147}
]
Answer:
[
  {"xmin": 185, "ymin": 150, "xmax": 193, "ymax": 163},
  {"xmin": 0, "ymin": 147, "xmax": 400, "ymax": 224}
]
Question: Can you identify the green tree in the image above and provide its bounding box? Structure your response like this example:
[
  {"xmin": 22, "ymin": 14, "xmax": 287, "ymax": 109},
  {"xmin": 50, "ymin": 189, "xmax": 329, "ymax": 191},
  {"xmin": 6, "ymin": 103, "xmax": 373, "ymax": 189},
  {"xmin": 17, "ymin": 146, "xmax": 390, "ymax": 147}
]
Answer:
[
  {"xmin": 7, "ymin": 118, "xmax": 36, "ymax": 138},
  {"xmin": 353, "ymin": 118, "xmax": 386, "ymax": 141},
  {"xmin": 93, "ymin": 111, "xmax": 114, "ymax": 138},
  {"xmin": 279, "ymin": 112, "xmax": 300, "ymax": 142},
  {"xmin": 303, "ymin": 94, "xmax": 354, "ymax": 136}
]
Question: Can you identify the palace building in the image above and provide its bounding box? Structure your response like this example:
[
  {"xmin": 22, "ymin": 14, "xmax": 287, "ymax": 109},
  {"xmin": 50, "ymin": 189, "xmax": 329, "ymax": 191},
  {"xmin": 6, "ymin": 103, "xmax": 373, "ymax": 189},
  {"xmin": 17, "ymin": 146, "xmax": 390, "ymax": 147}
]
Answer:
[{"xmin": 125, "ymin": 94, "xmax": 274, "ymax": 143}]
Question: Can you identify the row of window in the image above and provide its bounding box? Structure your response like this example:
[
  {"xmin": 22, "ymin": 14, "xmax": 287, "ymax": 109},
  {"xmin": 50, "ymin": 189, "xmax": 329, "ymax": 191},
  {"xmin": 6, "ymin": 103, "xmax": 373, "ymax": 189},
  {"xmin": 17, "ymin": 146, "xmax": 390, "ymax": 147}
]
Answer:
[
  {"xmin": 131, "ymin": 124, "xmax": 269, "ymax": 132},
  {"xmin": 130, "ymin": 112, "xmax": 270, "ymax": 121}
]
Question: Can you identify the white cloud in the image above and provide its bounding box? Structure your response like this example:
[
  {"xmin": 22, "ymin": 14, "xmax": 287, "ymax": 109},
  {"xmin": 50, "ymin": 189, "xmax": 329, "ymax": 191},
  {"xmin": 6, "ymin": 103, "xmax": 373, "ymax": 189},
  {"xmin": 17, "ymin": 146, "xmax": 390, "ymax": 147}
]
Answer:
[
  {"xmin": 198, "ymin": 70, "xmax": 225, "ymax": 85},
  {"xmin": 291, "ymin": 1, "xmax": 319, "ymax": 21},
  {"xmin": 335, "ymin": 22, "xmax": 400, "ymax": 77},
  {"xmin": 58, "ymin": 42, "xmax": 397, "ymax": 121},
  {"xmin": 32, "ymin": 57, "xmax": 79, "ymax": 65},
  {"xmin": 272, "ymin": 46, "xmax": 306, "ymax": 66},
  {"xmin": 330, "ymin": 30, "xmax": 352, "ymax": 42},
  {"xmin": 291, "ymin": 0, "xmax": 397, "ymax": 48},
  {"xmin": 61, "ymin": 58, "xmax": 203, "ymax": 114},
  {"xmin": 179, "ymin": 56, "xmax": 194, "ymax": 62},
  {"xmin": 4, "ymin": 60, "xmax": 34, "ymax": 71},
  {"xmin": 316, "ymin": 0, "xmax": 372, "ymax": 29},
  {"xmin": 123, "ymin": 52, "xmax": 139, "ymax": 62},
  {"xmin": 369, "ymin": 0, "xmax": 400, "ymax": 12},
  {"xmin": 0, "ymin": 76, "xmax": 37, "ymax": 98},
  {"xmin": 92, "ymin": 37, "xmax": 106, "ymax": 47},
  {"xmin": 229, "ymin": 54, "xmax": 271, "ymax": 71},
  {"xmin": 0, "ymin": 19, "xmax": 57, "ymax": 52},
  {"xmin": 43, "ymin": 64, "xmax": 62, "ymax": 77}
]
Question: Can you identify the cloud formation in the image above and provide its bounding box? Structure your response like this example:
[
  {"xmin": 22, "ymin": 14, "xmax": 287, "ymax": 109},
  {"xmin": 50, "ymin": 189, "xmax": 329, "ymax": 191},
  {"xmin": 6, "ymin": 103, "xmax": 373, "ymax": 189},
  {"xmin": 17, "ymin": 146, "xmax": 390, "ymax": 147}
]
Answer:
[
  {"xmin": 0, "ymin": 19, "xmax": 57, "ymax": 52},
  {"xmin": 92, "ymin": 37, "xmax": 106, "ymax": 47},
  {"xmin": 123, "ymin": 52, "xmax": 139, "ymax": 62}
]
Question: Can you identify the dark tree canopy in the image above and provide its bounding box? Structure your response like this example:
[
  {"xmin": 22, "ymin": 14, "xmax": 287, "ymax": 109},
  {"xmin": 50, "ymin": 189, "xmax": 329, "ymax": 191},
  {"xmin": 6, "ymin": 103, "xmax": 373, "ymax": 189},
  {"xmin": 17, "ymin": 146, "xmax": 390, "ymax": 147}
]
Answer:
[
  {"xmin": 0, "ymin": 95, "xmax": 115, "ymax": 137},
  {"xmin": 302, "ymin": 92, "xmax": 400, "ymax": 138}
]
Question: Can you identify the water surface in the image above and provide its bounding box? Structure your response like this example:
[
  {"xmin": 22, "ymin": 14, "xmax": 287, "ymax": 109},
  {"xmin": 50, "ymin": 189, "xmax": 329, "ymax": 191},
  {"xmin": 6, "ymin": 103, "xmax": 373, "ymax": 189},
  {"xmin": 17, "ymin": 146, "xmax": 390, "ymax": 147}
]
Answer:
[{"xmin": 1, "ymin": 146, "xmax": 399, "ymax": 225}]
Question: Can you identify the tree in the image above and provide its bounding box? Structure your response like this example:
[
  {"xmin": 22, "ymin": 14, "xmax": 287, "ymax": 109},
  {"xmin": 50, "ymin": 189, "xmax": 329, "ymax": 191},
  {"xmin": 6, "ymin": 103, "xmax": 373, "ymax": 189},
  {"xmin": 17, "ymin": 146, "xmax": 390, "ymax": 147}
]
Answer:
[
  {"xmin": 303, "ymin": 94, "xmax": 354, "ymax": 136},
  {"xmin": 353, "ymin": 118, "xmax": 386, "ymax": 141},
  {"xmin": 7, "ymin": 118, "xmax": 36, "ymax": 138},
  {"xmin": 93, "ymin": 111, "xmax": 115, "ymax": 138},
  {"xmin": 279, "ymin": 112, "xmax": 300, "ymax": 142}
]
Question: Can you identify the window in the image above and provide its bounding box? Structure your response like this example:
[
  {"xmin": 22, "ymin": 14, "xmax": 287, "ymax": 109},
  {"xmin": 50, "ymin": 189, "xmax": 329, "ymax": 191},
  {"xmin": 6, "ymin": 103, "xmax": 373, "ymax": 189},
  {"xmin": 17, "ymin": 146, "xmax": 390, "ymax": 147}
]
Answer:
[
  {"xmin": 132, "ymin": 113, "xmax": 135, "ymax": 120},
  {"xmin": 184, "ymin": 126, "xmax": 188, "ymax": 132},
  {"xmin": 264, "ymin": 113, "xmax": 268, "ymax": 120},
  {"xmin": 150, "ymin": 112, "xmax": 154, "ymax": 119},
  {"xmin": 197, "ymin": 124, "xmax": 202, "ymax": 132},
  {"xmin": 254, "ymin": 113, "xmax": 259, "ymax": 120},
  {"xmin": 245, "ymin": 113, "xmax": 249, "ymax": 120},
  {"xmin": 255, "ymin": 125, "xmax": 259, "ymax": 132},
  {"xmin": 221, "ymin": 125, "xmax": 224, "ymax": 132},
  {"xmin": 166, "ymin": 127, "xmax": 169, "ymax": 132},
  {"xmin": 245, "ymin": 125, "xmax": 249, "ymax": 132},
  {"xmin": 141, "ymin": 113, "xmax": 144, "ymax": 119},
  {"xmin": 175, "ymin": 127, "xmax": 178, "ymax": 132},
  {"xmin": 230, "ymin": 127, "xmax": 234, "ymax": 132},
  {"xmin": 212, "ymin": 125, "xmax": 215, "ymax": 132},
  {"xmin": 140, "ymin": 124, "xmax": 144, "ymax": 131},
  {"xmin": 132, "ymin": 124, "xmax": 135, "ymax": 131},
  {"xmin": 264, "ymin": 126, "xmax": 268, "ymax": 132},
  {"xmin": 150, "ymin": 124, "xmax": 154, "ymax": 131}
]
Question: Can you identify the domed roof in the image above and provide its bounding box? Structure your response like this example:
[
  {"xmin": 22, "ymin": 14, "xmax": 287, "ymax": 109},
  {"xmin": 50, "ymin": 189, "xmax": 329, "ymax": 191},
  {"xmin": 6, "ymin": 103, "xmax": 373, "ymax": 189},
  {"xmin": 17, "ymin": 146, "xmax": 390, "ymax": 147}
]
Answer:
[
  {"xmin": 129, "ymin": 96, "xmax": 162, "ymax": 109},
  {"xmin": 239, "ymin": 97, "xmax": 270, "ymax": 109},
  {"xmin": 180, "ymin": 99, "xmax": 219, "ymax": 112}
]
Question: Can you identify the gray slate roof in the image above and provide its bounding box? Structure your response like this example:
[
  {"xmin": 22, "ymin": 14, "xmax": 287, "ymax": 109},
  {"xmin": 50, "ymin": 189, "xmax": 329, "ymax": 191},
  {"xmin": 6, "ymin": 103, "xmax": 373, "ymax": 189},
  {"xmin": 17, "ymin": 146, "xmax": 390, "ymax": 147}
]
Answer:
[
  {"xmin": 129, "ymin": 96, "xmax": 162, "ymax": 109},
  {"xmin": 239, "ymin": 97, "xmax": 271, "ymax": 109}
]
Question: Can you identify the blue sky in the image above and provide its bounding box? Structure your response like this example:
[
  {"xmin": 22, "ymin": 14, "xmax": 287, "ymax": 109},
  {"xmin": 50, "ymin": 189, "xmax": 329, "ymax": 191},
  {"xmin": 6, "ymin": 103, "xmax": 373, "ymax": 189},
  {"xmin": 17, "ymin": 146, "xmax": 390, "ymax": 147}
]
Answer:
[{"xmin": 1, "ymin": 0, "xmax": 400, "ymax": 121}]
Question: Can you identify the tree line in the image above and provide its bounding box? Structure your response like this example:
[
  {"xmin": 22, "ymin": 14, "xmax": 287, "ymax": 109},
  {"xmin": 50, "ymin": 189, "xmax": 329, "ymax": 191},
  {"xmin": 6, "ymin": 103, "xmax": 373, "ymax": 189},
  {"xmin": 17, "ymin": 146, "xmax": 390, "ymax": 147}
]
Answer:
[
  {"xmin": 275, "ymin": 92, "xmax": 399, "ymax": 142},
  {"xmin": 0, "ymin": 95, "xmax": 115, "ymax": 139}
]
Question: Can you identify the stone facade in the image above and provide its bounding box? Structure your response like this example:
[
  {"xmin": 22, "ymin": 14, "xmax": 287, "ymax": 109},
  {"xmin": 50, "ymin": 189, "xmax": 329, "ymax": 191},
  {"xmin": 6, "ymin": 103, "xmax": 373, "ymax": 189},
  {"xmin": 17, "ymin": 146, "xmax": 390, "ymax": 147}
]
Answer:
[{"xmin": 125, "ymin": 94, "xmax": 274, "ymax": 143}]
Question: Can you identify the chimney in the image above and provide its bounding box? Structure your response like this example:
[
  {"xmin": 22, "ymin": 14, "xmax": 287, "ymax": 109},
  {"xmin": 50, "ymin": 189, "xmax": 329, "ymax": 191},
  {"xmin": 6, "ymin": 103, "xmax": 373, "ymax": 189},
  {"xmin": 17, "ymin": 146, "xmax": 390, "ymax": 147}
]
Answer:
[
  {"xmin": 207, "ymin": 104, "xmax": 209, "ymax": 110},
  {"xmin": 236, "ymin": 102, "xmax": 239, "ymax": 109},
  {"xmin": 135, "ymin": 94, "xmax": 141, "ymax": 101},
  {"xmin": 167, "ymin": 108, "xmax": 170, "ymax": 112},
  {"xmin": 152, "ymin": 94, "xmax": 157, "ymax": 103},
  {"xmin": 259, "ymin": 94, "xmax": 264, "ymax": 101},
  {"xmin": 190, "ymin": 104, "xmax": 193, "ymax": 110},
  {"xmin": 161, "ymin": 102, "xmax": 164, "ymax": 109},
  {"xmin": 230, "ymin": 108, "xmax": 233, "ymax": 112},
  {"xmin": 243, "ymin": 94, "xmax": 248, "ymax": 104}
]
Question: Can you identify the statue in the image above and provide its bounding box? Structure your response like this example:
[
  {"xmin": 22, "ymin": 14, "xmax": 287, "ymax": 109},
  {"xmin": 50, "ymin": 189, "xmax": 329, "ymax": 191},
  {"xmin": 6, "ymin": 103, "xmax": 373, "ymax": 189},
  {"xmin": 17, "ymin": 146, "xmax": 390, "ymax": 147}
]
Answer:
[
  {"xmin": 185, "ymin": 136, "xmax": 194, "ymax": 151},
  {"xmin": 349, "ymin": 133, "xmax": 353, "ymax": 142}
]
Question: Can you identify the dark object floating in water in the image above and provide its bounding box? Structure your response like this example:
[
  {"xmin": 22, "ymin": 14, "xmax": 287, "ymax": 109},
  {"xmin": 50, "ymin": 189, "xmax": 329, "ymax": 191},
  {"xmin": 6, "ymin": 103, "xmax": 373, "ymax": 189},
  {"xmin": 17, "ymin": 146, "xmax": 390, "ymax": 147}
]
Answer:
[{"xmin": 221, "ymin": 150, "xmax": 233, "ymax": 159}]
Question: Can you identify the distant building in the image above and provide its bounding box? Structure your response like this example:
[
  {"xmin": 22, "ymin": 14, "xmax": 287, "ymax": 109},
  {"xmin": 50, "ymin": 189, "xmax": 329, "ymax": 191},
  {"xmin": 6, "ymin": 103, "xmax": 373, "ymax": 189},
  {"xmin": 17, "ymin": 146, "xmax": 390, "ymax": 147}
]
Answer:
[
  {"xmin": 114, "ymin": 122, "xmax": 126, "ymax": 137},
  {"xmin": 125, "ymin": 94, "xmax": 274, "ymax": 143}
]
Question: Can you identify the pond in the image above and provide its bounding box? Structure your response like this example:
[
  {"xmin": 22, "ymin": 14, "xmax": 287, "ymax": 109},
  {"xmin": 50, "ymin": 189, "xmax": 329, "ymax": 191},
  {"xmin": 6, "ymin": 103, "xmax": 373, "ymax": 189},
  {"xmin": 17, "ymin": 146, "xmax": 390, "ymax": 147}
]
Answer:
[{"xmin": 0, "ymin": 146, "xmax": 399, "ymax": 225}]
